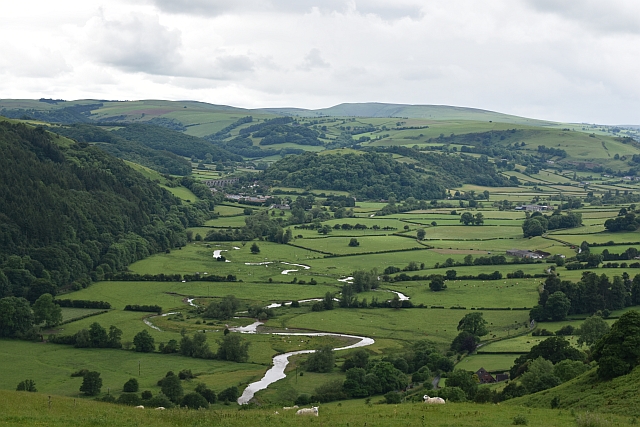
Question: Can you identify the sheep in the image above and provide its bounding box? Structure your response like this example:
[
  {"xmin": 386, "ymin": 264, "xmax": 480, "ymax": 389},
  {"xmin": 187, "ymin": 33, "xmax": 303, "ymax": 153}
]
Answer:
[
  {"xmin": 423, "ymin": 395, "xmax": 445, "ymax": 404},
  {"xmin": 155, "ymin": 407, "xmax": 165, "ymax": 410},
  {"xmin": 296, "ymin": 406, "xmax": 319, "ymax": 416},
  {"xmin": 282, "ymin": 405, "xmax": 299, "ymax": 410},
  {"xmin": 134, "ymin": 405, "xmax": 145, "ymax": 409}
]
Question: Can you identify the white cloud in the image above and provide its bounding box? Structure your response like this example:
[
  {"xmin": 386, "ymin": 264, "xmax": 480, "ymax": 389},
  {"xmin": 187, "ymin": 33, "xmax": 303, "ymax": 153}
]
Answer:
[{"xmin": 298, "ymin": 49, "xmax": 330, "ymax": 71}]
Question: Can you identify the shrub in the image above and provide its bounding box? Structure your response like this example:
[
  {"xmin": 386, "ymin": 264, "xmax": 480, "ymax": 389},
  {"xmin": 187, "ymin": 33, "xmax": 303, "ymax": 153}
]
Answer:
[
  {"xmin": 100, "ymin": 394, "xmax": 116, "ymax": 403},
  {"xmin": 575, "ymin": 412, "xmax": 610, "ymax": 427},
  {"xmin": 117, "ymin": 393, "xmax": 141, "ymax": 406},
  {"xmin": 295, "ymin": 394, "xmax": 312, "ymax": 405},
  {"xmin": 178, "ymin": 369, "xmax": 196, "ymax": 380},
  {"xmin": 195, "ymin": 383, "xmax": 216, "ymax": 403},
  {"xmin": 384, "ymin": 391, "xmax": 402, "ymax": 404},
  {"xmin": 218, "ymin": 386, "xmax": 239, "ymax": 403},
  {"xmin": 512, "ymin": 414, "xmax": 528, "ymax": 425},
  {"xmin": 148, "ymin": 393, "xmax": 175, "ymax": 409},
  {"xmin": 16, "ymin": 379, "xmax": 37, "ymax": 392},
  {"xmin": 181, "ymin": 392, "xmax": 209, "ymax": 409},
  {"xmin": 141, "ymin": 390, "xmax": 153, "ymax": 400},
  {"xmin": 123, "ymin": 378, "xmax": 139, "ymax": 393},
  {"xmin": 437, "ymin": 386, "xmax": 466, "ymax": 402}
]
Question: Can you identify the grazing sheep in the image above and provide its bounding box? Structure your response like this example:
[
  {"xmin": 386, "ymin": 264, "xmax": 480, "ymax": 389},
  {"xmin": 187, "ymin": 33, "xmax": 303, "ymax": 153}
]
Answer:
[
  {"xmin": 423, "ymin": 395, "xmax": 445, "ymax": 404},
  {"xmin": 134, "ymin": 405, "xmax": 145, "ymax": 409},
  {"xmin": 296, "ymin": 406, "xmax": 319, "ymax": 416},
  {"xmin": 154, "ymin": 407, "xmax": 165, "ymax": 410},
  {"xmin": 282, "ymin": 405, "xmax": 299, "ymax": 410}
]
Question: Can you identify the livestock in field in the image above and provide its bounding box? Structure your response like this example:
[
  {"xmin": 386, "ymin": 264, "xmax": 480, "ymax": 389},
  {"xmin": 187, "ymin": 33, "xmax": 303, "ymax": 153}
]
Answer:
[
  {"xmin": 283, "ymin": 405, "xmax": 299, "ymax": 410},
  {"xmin": 134, "ymin": 405, "xmax": 145, "ymax": 409},
  {"xmin": 423, "ymin": 395, "xmax": 445, "ymax": 404},
  {"xmin": 155, "ymin": 407, "xmax": 165, "ymax": 410},
  {"xmin": 296, "ymin": 406, "xmax": 319, "ymax": 416}
]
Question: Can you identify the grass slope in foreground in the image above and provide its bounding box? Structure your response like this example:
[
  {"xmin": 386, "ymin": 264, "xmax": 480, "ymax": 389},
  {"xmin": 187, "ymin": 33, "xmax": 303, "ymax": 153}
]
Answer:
[{"xmin": 0, "ymin": 389, "xmax": 624, "ymax": 427}]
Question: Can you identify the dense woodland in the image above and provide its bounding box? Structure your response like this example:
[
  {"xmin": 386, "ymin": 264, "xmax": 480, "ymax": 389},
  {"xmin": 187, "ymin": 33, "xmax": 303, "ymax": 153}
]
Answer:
[
  {"xmin": 0, "ymin": 121, "xmax": 212, "ymax": 301},
  {"xmin": 261, "ymin": 152, "xmax": 446, "ymax": 200}
]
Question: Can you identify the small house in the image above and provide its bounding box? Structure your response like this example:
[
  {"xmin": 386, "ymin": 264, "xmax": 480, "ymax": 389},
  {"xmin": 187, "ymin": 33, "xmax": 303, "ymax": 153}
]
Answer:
[{"xmin": 475, "ymin": 368, "xmax": 496, "ymax": 384}]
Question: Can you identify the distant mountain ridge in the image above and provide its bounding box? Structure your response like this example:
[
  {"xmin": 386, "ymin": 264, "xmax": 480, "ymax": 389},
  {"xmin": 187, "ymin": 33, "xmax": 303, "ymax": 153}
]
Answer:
[{"xmin": 261, "ymin": 102, "xmax": 556, "ymax": 126}]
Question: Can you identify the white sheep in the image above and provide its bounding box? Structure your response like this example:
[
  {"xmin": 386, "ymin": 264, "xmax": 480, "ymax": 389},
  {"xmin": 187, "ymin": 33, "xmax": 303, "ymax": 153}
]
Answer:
[
  {"xmin": 282, "ymin": 405, "xmax": 299, "ymax": 410},
  {"xmin": 296, "ymin": 406, "xmax": 319, "ymax": 416},
  {"xmin": 154, "ymin": 407, "xmax": 165, "ymax": 410},
  {"xmin": 423, "ymin": 395, "xmax": 445, "ymax": 404},
  {"xmin": 134, "ymin": 405, "xmax": 145, "ymax": 409}
]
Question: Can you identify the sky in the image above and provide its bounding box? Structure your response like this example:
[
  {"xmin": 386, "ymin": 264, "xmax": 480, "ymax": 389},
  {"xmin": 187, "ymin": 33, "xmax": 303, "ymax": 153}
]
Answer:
[{"xmin": 1, "ymin": 0, "xmax": 639, "ymax": 124}]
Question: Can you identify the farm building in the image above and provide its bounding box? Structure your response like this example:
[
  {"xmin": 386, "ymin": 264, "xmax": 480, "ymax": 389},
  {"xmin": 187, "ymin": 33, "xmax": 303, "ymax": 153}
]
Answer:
[
  {"xmin": 204, "ymin": 178, "xmax": 239, "ymax": 188},
  {"xmin": 475, "ymin": 368, "xmax": 496, "ymax": 384},
  {"xmin": 514, "ymin": 204, "xmax": 553, "ymax": 212},
  {"xmin": 506, "ymin": 249, "xmax": 550, "ymax": 259}
]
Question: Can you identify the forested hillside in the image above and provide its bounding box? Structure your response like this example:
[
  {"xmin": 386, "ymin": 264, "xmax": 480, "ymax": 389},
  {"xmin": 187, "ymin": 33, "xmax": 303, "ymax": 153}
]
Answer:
[
  {"xmin": 0, "ymin": 121, "xmax": 212, "ymax": 301},
  {"xmin": 261, "ymin": 152, "xmax": 446, "ymax": 200},
  {"xmin": 53, "ymin": 123, "xmax": 241, "ymax": 175}
]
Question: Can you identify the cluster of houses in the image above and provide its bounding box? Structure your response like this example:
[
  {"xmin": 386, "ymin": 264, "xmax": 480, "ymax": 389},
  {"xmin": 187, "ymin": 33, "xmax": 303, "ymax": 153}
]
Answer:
[{"xmin": 514, "ymin": 204, "xmax": 553, "ymax": 212}]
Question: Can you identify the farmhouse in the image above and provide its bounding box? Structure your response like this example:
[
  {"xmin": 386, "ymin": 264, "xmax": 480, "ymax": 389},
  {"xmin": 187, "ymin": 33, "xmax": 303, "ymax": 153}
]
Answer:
[
  {"xmin": 475, "ymin": 368, "xmax": 496, "ymax": 384},
  {"xmin": 514, "ymin": 204, "xmax": 553, "ymax": 212},
  {"xmin": 506, "ymin": 249, "xmax": 550, "ymax": 259},
  {"xmin": 270, "ymin": 204, "xmax": 291, "ymax": 210}
]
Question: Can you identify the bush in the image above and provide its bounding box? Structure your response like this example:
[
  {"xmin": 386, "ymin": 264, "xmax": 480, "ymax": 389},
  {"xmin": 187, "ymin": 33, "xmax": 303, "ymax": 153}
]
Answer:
[
  {"xmin": 512, "ymin": 414, "xmax": 528, "ymax": 425},
  {"xmin": 437, "ymin": 386, "xmax": 466, "ymax": 402},
  {"xmin": 384, "ymin": 391, "xmax": 402, "ymax": 404},
  {"xmin": 123, "ymin": 378, "xmax": 139, "ymax": 393},
  {"xmin": 16, "ymin": 379, "xmax": 37, "ymax": 392},
  {"xmin": 218, "ymin": 386, "xmax": 239, "ymax": 403},
  {"xmin": 556, "ymin": 325, "xmax": 575, "ymax": 336},
  {"xmin": 295, "ymin": 394, "xmax": 312, "ymax": 405},
  {"xmin": 195, "ymin": 383, "xmax": 217, "ymax": 403},
  {"xmin": 141, "ymin": 390, "xmax": 153, "ymax": 400},
  {"xmin": 100, "ymin": 394, "xmax": 116, "ymax": 403},
  {"xmin": 575, "ymin": 412, "xmax": 610, "ymax": 427},
  {"xmin": 117, "ymin": 393, "xmax": 141, "ymax": 406},
  {"xmin": 178, "ymin": 369, "xmax": 196, "ymax": 380},
  {"xmin": 181, "ymin": 392, "xmax": 209, "ymax": 409},
  {"xmin": 147, "ymin": 393, "xmax": 175, "ymax": 409}
]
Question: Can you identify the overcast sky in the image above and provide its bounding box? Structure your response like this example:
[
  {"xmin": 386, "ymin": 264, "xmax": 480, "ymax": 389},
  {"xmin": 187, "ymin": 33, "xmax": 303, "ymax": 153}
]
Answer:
[{"xmin": 2, "ymin": 0, "xmax": 639, "ymax": 124}]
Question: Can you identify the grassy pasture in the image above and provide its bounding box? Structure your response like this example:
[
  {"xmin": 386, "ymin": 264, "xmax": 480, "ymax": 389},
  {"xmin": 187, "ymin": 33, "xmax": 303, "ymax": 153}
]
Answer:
[
  {"xmin": 161, "ymin": 185, "xmax": 198, "ymax": 202},
  {"xmin": 0, "ymin": 388, "xmax": 607, "ymax": 427},
  {"xmin": 289, "ymin": 235, "xmax": 427, "ymax": 255},
  {"xmin": 60, "ymin": 308, "xmax": 108, "ymax": 323},
  {"xmin": 385, "ymin": 277, "xmax": 541, "ymax": 309},
  {"xmin": 455, "ymin": 354, "xmax": 520, "ymax": 373}
]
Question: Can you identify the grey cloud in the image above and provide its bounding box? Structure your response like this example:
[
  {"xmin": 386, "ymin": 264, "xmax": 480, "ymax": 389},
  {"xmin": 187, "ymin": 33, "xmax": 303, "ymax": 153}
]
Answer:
[
  {"xmin": 84, "ymin": 13, "xmax": 182, "ymax": 74},
  {"xmin": 298, "ymin": 49, "xmax": 330, "ymax": 71},
  {"xmin": 150, "ymin": 0, "xmax": 422, "ymax": 20},
  {"xmin": 524, "ymin": 0, "xmax": 640, "ymax": 34}
]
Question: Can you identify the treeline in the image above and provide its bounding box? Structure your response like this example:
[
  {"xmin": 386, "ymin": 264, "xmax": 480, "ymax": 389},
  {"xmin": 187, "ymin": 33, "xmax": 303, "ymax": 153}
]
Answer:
[
  {"xmin": 530, "ymin": 272, "xmax": 640, "ymax": 322},
  {"xmin": 604, "ymin": 212, "xmax": 640, "ymax": 231},
  {"xmin": 204, "ymin": 116, "xmax": 253, "ymax": 140},
  {"xmin": 211, "ymin": 136, "xmax": 305, "ymax": 158},
  {"xmin": 0, "ymin": 122, "xmax": 209, "ymax": 302},
  {"xmin": 55, "ymin": 299, "xmax": 111, "ymax": 309},
  {"xmin": 384, "ymin": 270, "xmax": 504, "ymax": 282},
  {"xmin": 261, "ymin": 152, "xmax": 446, "ymax": 200},
  {"xmin": 205, "ymin": 211, "xmax": 292, "ymax": 244},
  {"xmin": 0, "ymin": 103, "xmax": 101, "ymax": 123},
  {"xmin": 124, "ymin": 304, "xmax": 162, "ymax": 314},
  {"xmin": 49, "ymin": 322, "xmax": 123, "ymax": 348},
  {"xmin": 522, "ymin": 211, "xmax": 582, "ymax": 237}
]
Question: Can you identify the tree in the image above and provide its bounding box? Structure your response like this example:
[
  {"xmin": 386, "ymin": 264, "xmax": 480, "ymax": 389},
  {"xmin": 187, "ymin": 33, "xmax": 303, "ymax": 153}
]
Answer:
[
  {"xmin": 592, "ymin": 311, "xmax": 640, "ymax": 380},
  {"xmin": 519, "ymin": 357, "xmax": 560, "ymax": 394},
  {"xmin": 577, "ymin": 315, "xmax": 610, "ymax": 347},
  {"xmin": 161, "ymin": 373, "xmax": 183, "ymax": 403},
  {"xmin": 181, "ymin": 392, "xmax": 209, "ymax": 409},
  {"xmin": 80, "ymin": 371, "xmax": 102, "ymax": 396},
  {"xmin": 348, "ymin": 238, "xmax": 360, "ymax": 247},
  {"xmin": 323, "ymin": 292, "xmax": 334, "ymax": 310},
  {"xmin": 218, "ymin": 386, "xmax": 239, "ymax": 403},
  {"xmin": 108, "ymin": 325, "xmax": 123, "ymax": 348},
  {"xmin": 250, "ymin": 242, "xmax": 260, "ymax": 254},
  {"xmin": 445, "ymin": 370, "xmax": 478, "ymax": 400},
  {"xmin": 133, "ymin": 330, "xmax": 155, "ymax": 352},
  {"xmin": 429, "ymin": 275, "xmax": 445, "ymax": 292},
  {"xmin": 416, "ymin": 229, "xmax": 426, "ymax": 240},
  {"xmin": 306, "ymin": 346, "xmax": 335, "ymax": 373},
  {"xmin": 451, "ymin": 331, "xmax": 479, "ymax": 353},
  {"xmin": 343, "ymin": 368, "xmax": 369, "ymax": 397},
  {"xmin": 546, "ymin": 291, "xmax": 571, "ymax": 321},
  {"xmin": 89, "ymin": 322, "xmax": 108, "ymax": 348},
  {"xmin": 32, "ymin": 293, "xmax": 62, "ymax": 328},
  {"xmin": 16, "ymin": 379, "xmax": 37, "ymax": 392},
  {"xmin": 553, "ymin": 359, "xmax": 589, "ymax": 382},
  {"xmin": 460, "ymin": 212, "xmax": 474, "ymax": 225},
  {"xmin": 457, "ymin": 312, "xmax": 489, "ymax": 337},
  {"xmin": 216, "ymin": 334, "xmax": 250, "ymax": 362},
  {"xmin": 204, "ymin": 295, "xmax": 240, "ymax": 320},
  {"xmin": 123, "ymin": 378, "xmax": 139, "ymax": 393},
  {"xmin": 0, "ymin": 296, "xmax": 34, "ymax": 338},
  {"xmin": 341, "ymin": 349, "xmax": 369, "ymax": 371},
  {"xmin": 474, "ymin": 213, "xmax": 484, "ymax": 225},
  {"xmin": 195, "ymin": 383, "xmax": 217, "ymax": 403},
  {"xmin": 522, "ymin": 218, "xmax": 544, "ymax": 237}
]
